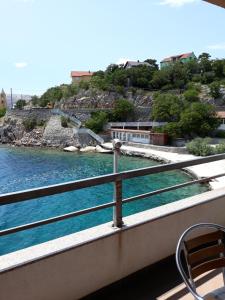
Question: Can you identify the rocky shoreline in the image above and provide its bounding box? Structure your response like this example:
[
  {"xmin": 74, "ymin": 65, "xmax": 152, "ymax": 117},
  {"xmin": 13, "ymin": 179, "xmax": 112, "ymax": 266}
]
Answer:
[{"xmin": 0, "ymin": 112, "xmax": 98, "ymax": 149}]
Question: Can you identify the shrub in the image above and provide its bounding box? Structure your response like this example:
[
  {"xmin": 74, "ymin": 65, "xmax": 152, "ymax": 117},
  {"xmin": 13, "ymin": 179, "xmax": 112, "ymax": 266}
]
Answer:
[
  {"xmin": 0, "ymin": 108, "xmax": 6, "ymax": 117},
  {"xmin": 160, "ymin": 122, "xmax": 182, "ymax": 139},
  {"xmin": 115, "ymin": 85, "xmax": 125, "ymax": 95},
  {"xmin": 185, "ymin": 82, "xmax": 201, "ymax": 92},
  {"xmin": 192, "ymin": 74, "xmax": 202, "ymax": 83},
  {"xmin": 183, "ymin": 89, "xmax": 199, "ymax": 102},
  {"xmin": 186, "ymin": 138, "xmax": 214, "ymax": 156},
  {"xmin": 85, "ymin": 111, "xmax": 108, "ymax": 133},
  {"xmin": 23, "ymin": 118, "xmax": 37, "ymax": 131},
  {"xmin": 15, "ymin": 99, "xmax": 26, "ymax": 109},
  {"xmin": 209, "ymin": 81, "xmax": 221, "ymax": 99},
  {"xmin": 37, "ymin": 119, "xmax": 46, "ymax": 127},
  {"xmin": 61, "ymin": 116, "xmax": 69, "ymax": 128},
  {"xmin": 214, "ymin": 143, "xmax": 225, "ymax": 154},
  {"xmin": 215, "ymin": 130, "xmax": 225, "ymax": 139}
]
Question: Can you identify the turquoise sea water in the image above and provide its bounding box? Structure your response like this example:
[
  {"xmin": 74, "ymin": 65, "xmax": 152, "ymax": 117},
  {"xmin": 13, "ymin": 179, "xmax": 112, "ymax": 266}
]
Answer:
[{"xmin": 0, "ymin": 146, "xmax": 208, "ymax": 255}]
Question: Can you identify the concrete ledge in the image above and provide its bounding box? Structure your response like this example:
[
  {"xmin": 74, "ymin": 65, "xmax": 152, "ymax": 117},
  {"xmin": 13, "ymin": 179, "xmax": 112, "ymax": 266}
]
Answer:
[{"xmin": 1, "ymin": 188, "xmax": 225, "ymax": 299}]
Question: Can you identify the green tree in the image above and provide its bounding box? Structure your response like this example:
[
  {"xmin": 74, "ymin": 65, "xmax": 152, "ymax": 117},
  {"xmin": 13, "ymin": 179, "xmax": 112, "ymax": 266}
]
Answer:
[
  {"xmin": 150, "ymin": 67, "xmax": 171, "ymax": 89},
  {"xmin": 160, "ymin": 122, "xmax": 182, "ymax": 139},
  {"xmin": 127, "ymin": 65, "xmax": 154, "ymax": 88},
  {"xmin": 169, "ymin": 62, "xmax": 187, "ymax": 88},
  {"xmin": 106, "ymin": 64, "xmax": 120, "ymax": 74},
  {"xmin": 85, "ymin": 111, "xmax": 108, "ymax": 133},
  {"xmin": 152, "ymin": 93, "xmax": 183, "ymax": 122},
  {"xmin": 198, "ymin": 52, "xmax": 212, "ymax": 73},
  {"xmin": 183, "ymin": 59, "xmax": 199, "ymax": 80},
  {"xmin": 15, "ymin": 99, "xmax": 26, "ymax": 109},
  {"xmin": 93, "ymin": 70, "xmax": 105, "ymax": 78},
  {"xmin": 78, "ymin": 80, "xmax": 90, "ymax": 90},
  {"xmin": 212, "ymin": 59, "xmax": 225, "ymax": 78},
  {"xmin": 31, "ymin": 95, "xmax": 39, "ymax": 106},
  {"xmin": 209, "ymin": 81, "xmax": 221, "ymax": 99},
  {"xmin": 144, "ymin": 59, "xmax": 159, "ymax": 71},
  {"xmin": 179, "ymin": 102, "xmax": 219, "ymax": 137},
  {"xmin": 112, "ymin": 99, "xmax": 134, "ymax": 121},
  {"xmin": 39, "ymin": 86, "xmax": 63, "ymax": 107}
]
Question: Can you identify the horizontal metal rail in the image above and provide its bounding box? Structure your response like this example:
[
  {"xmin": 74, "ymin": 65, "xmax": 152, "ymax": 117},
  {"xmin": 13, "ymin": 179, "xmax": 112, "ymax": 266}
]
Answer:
[
  {"xmin": 0, "ymin": 153, "xmax": 225, "ymax": 238},
  {"xmin": 0, "ymin": 201, "xmax": 115, "ymax": 237},
  {"xmin": 122, "ymin": 172, "xmax": 225, "ymax": 204}
]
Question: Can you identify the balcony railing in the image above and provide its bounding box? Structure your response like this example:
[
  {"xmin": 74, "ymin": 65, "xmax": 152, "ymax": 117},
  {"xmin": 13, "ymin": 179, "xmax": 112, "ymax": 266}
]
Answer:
[{"xmin": 0, "ymin": 153, "xmax": 225, "ymax": 239}]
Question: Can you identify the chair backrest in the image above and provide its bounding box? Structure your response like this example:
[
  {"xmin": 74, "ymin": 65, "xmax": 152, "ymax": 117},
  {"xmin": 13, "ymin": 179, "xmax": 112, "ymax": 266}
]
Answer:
[
  {"xmin": 176, "ymin": 223, "xmax": 225, "ymax": 300},
  {"xmin": 185, "ymin": 229, "xmax": 225, "ymax": 279}
]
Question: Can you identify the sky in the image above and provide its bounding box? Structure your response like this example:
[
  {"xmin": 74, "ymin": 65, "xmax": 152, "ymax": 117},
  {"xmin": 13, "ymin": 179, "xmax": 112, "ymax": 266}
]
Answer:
[{"xmin": 0, "ymin": 0, "xmax": 225, "ymax": 95}]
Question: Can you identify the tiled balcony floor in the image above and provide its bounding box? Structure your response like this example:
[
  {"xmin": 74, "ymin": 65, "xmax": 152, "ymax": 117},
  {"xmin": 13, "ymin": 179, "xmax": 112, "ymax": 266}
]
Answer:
[{"xmin": 83, "ymin": 256, "xmax": 224, "ymax": 300}]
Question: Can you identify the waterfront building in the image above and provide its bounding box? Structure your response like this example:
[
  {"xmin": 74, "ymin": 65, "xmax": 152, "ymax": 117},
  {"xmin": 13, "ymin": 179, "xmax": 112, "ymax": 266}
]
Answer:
[
  {"xmin": 71, "ymin": 71, "xmax": 93, "ymax": 83},
  {"xmin": 0, "ymin": 89, "xmax": 7, "ymax": 110},
  {"xmin": 111, "ymin": 128, "xmax": 168, "ymax": 145},
  {"xmin": 108, "ymin": 121, "xmax": 168, "ymax": 145},
  {"xmin": 160, "ymin": 52, "xmax": 196, "ymax": 69}
]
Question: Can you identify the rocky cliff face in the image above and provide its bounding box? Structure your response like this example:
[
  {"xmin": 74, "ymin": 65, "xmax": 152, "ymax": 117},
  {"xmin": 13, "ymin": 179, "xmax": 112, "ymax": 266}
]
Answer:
[{"xmin": 55, "ymin": 88, "xmax": 154, "ymax": 110}]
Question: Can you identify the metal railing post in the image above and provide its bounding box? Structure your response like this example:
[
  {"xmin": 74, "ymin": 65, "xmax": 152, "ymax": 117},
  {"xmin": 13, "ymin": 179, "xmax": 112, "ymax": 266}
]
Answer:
[{"xmin": 112, "ymin": 139, "xmax": 123, "ymax": 228}]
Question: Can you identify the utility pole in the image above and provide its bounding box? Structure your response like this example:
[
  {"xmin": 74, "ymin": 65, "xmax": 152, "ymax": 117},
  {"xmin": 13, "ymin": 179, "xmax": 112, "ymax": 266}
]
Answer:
[{"xmin": 10, "ymin": 88, "xmax": 13, "ymax": 109}]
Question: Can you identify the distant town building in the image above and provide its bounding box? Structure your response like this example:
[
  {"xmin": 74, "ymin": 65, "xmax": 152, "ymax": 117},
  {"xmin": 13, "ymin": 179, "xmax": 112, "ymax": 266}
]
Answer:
[
  {"xmin": 0, "ymin": 89, "xmax": 7, "ymax": 110},
  {"xmin": 160, "ymin": 52, "xmax": 196, "ymax": 69},
  {"xmin": 123, "ymin": 60, "xmax": 150, "ymax": 69},
  {"xmin": 71, "ymin": 71, "xmax": 93, "ymax": 83}
]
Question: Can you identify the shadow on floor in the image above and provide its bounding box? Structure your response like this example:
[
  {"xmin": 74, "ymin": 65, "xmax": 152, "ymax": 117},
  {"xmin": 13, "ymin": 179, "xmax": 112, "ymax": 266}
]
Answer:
[
  {"xmin": 82, "ymin": 256, "xmax": 181, "ymax": 300},
  {"xmin": 82, "ymin": 255, "xmax": 220, "ymax": 300}
]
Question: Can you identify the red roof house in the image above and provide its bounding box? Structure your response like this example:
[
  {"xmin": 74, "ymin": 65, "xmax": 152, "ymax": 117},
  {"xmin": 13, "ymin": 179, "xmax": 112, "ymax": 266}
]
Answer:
[{"xmin": 71, "ymin": 71, "xmax": 93, "ymax": 83}]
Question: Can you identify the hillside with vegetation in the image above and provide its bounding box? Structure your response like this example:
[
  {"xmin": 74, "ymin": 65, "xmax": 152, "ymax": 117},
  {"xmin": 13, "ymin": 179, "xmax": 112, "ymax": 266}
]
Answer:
[{"xmin": 23, "ymin": 53, "xmax": 225, "ymax": 137}]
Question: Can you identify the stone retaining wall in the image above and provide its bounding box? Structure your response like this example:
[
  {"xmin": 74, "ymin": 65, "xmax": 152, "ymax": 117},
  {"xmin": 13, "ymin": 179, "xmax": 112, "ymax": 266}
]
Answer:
[{"xmin": 6, "ymin": 108, "xmax": 52, "ymax": 121}]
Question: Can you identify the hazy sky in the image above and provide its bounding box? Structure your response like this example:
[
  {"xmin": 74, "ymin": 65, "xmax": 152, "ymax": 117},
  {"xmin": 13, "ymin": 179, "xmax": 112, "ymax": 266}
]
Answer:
[{"xmin": 0, "ymin": 0, "xmax": 224, "ymax": 95}]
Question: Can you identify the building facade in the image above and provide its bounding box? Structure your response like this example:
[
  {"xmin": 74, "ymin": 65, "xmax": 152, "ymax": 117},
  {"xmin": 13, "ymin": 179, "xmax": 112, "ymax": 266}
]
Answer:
[
  {"xmin": 111, "ymin": 128, "xmax": 168, "ymax": 146},
  {"xmin": 160, "ymin": 52, "xmax": 196, "ymax": 69},
  {"xmin": 123, "ymin": 60, "xmax": 150, "ymax": 69},
  {"xmin": 71, "ymin": 71, "xmax": 93, "ymax": 83}
]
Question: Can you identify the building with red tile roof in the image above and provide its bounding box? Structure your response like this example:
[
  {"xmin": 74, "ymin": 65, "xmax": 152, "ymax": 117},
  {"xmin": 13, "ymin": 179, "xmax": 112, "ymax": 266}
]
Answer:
[
  {"xmin": 71, "ymin": 71, "xmax": 93, "ymax": 83},
  {"xmin": 160, "ymin": 52, "xmax": 196, "ymax": 69}
]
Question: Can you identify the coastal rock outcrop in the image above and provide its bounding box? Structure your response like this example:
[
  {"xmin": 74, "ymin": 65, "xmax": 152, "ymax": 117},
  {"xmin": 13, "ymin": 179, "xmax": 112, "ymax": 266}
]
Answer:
[{"xmin": 0, "ymin": 112, "xmax": 101, "ymax": 148}]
